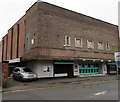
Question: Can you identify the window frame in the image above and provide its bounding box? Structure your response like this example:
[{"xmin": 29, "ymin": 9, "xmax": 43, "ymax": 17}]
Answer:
[
  {"xmin": 98, "ymin": 41, "xmax": 104, "ymax": 50},
  {"xmin": 31, "ymin": 38, "xmax": 35, "ymax": 44},
  {"xmin": 75, "ymin": 37, "xmax": 83, "ymax": 48},
  {"xmin": 65, "ymin": 36, "xmax": 70, "ymax": 46},
  {"xmin": 106, "ymin": 43, "xmax": 110, "ymax": 50},
  {"xmin": 87, "ymin": 40, "xmax": 94, "ymax": 49}
]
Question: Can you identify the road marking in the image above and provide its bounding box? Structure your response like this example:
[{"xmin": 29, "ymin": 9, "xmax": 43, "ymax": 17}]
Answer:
[
  {"xmin": 1, "ymin": 80, "xmax": 117, "ymax": 94},
  {"xmin": 94, "ymin": 90, "xmax": 107, "ymax": 96},
  {"xmin": 90, "ymin": 90, "xmax": 107, "ymax": 98}
]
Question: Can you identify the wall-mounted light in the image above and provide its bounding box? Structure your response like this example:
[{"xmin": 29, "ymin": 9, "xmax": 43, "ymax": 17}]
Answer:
[
  {"xmin": 83, "ymin": 59, "xmax": 86, "ymax": 61},
  {"xmin": 101, "ymin": 60, "xmax": 104, "ymax": 62},
  {"xmin": 108, "ymin": 60, "xmax": 111, "ymax": 62},
  {"xmin": 93, "ymin": 59, "xmax": 95, "ymax": 62}
]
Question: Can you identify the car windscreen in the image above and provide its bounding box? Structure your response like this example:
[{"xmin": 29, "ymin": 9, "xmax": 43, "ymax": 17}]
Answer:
[{"xmin": 23, "ymin": 68, "xmax": 33, "ymax": 72}]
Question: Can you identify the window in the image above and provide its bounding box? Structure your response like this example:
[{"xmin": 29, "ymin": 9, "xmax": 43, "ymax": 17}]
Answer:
[
  {"xmin": 106, "ymin": 43, "xmax": 110, "ymax": 50},
  {"xmin": 75, "ymin": 38, "xmax": 83, "ymax": 47},
  {"xmin": 13, "ymin": 68, "xmax": 20, "ymax": 72},
  {"xmin": 65, "ymin": 36, "xmax": 70, "ymax": 46},
  {"xmin": 31, "ymin": 39, "xmax": 35, "ymax": 44},
  {"xmin": 31, "ymin": 34, "xmax": 36, "ymax": 45},
  {"xmin": 98, "ymin": 42, "xmax": 104, "ymax": 50},
  {"xmin": 87, "ymin": 40, "xmax": 94, "ymax": 49}
]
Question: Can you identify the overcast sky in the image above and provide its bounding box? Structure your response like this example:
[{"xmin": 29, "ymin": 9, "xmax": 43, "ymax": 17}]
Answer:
[{"xmin": 0, "ymin": 0, "xmax": 119, "ymax": 40}]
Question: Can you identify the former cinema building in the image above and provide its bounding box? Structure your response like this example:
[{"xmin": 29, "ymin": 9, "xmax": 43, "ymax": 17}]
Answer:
[{"xmin": 1, "ymin": 1, "xmax": 119, "ymax": 78}]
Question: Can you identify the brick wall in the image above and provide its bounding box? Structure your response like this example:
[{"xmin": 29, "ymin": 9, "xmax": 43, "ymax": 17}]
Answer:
[
  {"xmin": 0, "ymin": 41, "xmax": 1, "ymax": 62},
  {"xmin": 2, "ymin": 15, "xmax": 25, "ymax": 61},
  {"xmin": 3, "ymin": 35, "xmax": 8, "ymax": 61},
  {"xmin": 25, "ymin": 2, "xmax": 119, "ymax": 61},
  {"xmin": 18, "ymin": 16, "xmax": 25, "ymax": 58}
]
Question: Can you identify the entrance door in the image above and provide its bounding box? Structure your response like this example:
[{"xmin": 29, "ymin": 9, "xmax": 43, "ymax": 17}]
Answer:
[
  {"xmin": 54, "ymin": 62, "xmax": 74, "ymax": 78},
  {"xmin": 79, "ymin": 63, "xmax": 99, "ymax": 75}
]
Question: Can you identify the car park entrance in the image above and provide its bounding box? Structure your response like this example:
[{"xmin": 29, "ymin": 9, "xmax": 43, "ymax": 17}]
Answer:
[{"xmin": 54, "ymin": 62, "xmax": 74, "ymax": 78}]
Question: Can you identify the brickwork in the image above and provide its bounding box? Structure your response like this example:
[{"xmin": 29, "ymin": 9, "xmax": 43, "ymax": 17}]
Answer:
[
  {"xmin": 25, "ymin": 2, "xmax": 119, "ymax": 61},
  {"xmin": 3, "ymin": 35, "xmax": 8, "ymax": 61},
  {"xmin": 1, "ymin": 2, "xmax": 119, "ymax": 62},
  {"xmin": 7, "ymin": 29, "xmax": 12, "ymax": 60},
  {"xmin": 2, "ymin": 15, "xmax": 25, "ymax": 61},
  {"xmin": 12, "ymin": 25, "xmax": 18, "ymax": 59},
  {"xmin": 0, "ymin": 42, "xmax": 1, "ymax": 62},
  {"xmin": 18, "ymin": 16, "xmax": 25, "ymax": 58}
]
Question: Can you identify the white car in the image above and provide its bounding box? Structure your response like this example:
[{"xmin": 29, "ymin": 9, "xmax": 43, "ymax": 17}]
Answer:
[{"xmin": 13, "ymin": 67, "xmax": 37, "ymax": 81}]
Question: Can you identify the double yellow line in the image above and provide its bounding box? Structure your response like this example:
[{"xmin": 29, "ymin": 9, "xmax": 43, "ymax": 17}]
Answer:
[{"xmin": 1, "ymin": 80, "xmax": 118, "ymax": 94}]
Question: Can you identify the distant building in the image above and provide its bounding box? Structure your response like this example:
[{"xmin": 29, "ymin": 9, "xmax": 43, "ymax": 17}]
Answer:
[{"xmin": 1, "ymin": 1, "xmax": 119, "ymax": 78}]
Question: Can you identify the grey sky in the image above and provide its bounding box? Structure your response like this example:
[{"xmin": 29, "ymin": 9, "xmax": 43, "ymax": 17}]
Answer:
[{"xmin": 0, "ymin": 0, "xmax": 119, "ymax": 40}]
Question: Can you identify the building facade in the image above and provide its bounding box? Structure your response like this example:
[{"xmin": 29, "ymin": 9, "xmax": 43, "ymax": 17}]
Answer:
[
  {"xmin": 0, "ymin": 41, "xmax": 2, "ymax": 62},
  {"xmin": 1, "ymin": 1, "xmax": 119, "ymax": 78}
]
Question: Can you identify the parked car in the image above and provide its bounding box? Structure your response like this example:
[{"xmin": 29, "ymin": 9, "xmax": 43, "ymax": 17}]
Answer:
[{"xmin": 13, "ymin": 67, "xmax": 37, "ymax": 81}]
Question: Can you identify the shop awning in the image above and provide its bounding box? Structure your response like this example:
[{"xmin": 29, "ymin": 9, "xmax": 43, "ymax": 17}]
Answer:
[
  {"xmin": 108, "ymin": 62, "xmax": 116, "ymax": 65},
  {"xmin": 54, "ymin": 62, "xmax": 75, "ymax": 64}
]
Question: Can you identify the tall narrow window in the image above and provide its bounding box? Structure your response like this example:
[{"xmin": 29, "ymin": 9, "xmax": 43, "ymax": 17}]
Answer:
[
  {"xmin": 98, "ymin": 42, "xmax": 104, "ymax": 50},
  {"xmin": 31, "ymin": 34, "xmax": 35, "ymax": 45},
  {"xmin": 65, "ymin": 36, "xmax": 70, "ymax": 46},
  {"xmin": 75, "ymin": 38, "xmax": 83, "ymax": 47},
  {"xmin": 106, "ymin": 43, "xmax": 110, "ymax": 50},
  {"xmin": 31, "ymin": 39, "xmax": 35, "ymax": 44},
  {"xmin": 87, "ymin": 40, "xmax": 94, "ymax": 49}
]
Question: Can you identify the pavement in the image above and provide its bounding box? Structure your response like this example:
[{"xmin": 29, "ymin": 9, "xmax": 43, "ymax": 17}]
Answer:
[{"xmin": 2, "ymin": 75, "xmax": 118, "ymax": 93}]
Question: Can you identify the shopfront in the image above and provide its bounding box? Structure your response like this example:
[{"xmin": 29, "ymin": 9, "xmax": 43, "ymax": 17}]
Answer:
[
  {"xmin": 107, "ymin": 62, "xmax": 117, "ymax": 75},
  {"xmin": 79, "ymin": 63, "xmax": 99, "ymax": 75},
  {"xmin": 54, "ymin": 62, "xmax": 75, "ymax": 77}
]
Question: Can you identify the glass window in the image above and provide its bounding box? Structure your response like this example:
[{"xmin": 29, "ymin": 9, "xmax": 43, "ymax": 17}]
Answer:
[
  {"xmin": 82, "ymin": 69, "xmax": 85, "ymax": 73},
  {"xmin": 31, "ymin": 39, "xmax": 35, "ymax": 44},
  {"xmin": 106, "ymin": 43, "xmax": 110, "ymax": 50},
  {"xmin": 14, "ymin": 68, "xmax": 20, "ymax": 72},
  {"xmin": 82, "ymin": 64, "xmax": 85, "ymax": 67},
  {"xmin": 85, "ymin": 64, "xmax": 88, "ymax": 67},
  {"xmin": 91, "ymin": 64, "xmax": 93, "ymax": 67},
  {"xmin": 23, "ymin": 68, "xmax": 32, "ymax": 72},
  {"xmin": 79, "ymin": 69, "xmax": 81, "ymax": 73},
  {"xmin": 75, "ymin": 38, "xmax": 83, "ymax": 47},
  {"xmin": 91, "ymin": 69, "xmax": 93, "ymax": 73},
  {"xmin": 89, "ymin": 69, "xmax": 91, "ymax": 73},
  {"xmin": 98, "ymin": 42, "xmax": 104, "ymax": 50},
  {"xmin": 65, "ymin": 36, "xmax": 70, "ymax": 46},
  {"xmin": 88, "ymin": 64, "xmax": 90, "ymax": 67},
  {"xmin": 87, "ymin": 40, "xmax": 94, "ymax": 49}
]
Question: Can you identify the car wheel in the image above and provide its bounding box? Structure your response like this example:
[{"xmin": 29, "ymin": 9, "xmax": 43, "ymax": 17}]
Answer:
[
  {"xmin": 19, "ymin": 76, "xmax": 24, "ymax": 82},
  {"xmin": 13, "ymin": 75, "xmax": 17, "ymax": 80}
]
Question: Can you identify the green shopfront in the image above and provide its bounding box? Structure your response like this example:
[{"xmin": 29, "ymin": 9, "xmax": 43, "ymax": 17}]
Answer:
[{"xmin": 79, "ymin": 63, "xmax": 99, "ymax": 75}]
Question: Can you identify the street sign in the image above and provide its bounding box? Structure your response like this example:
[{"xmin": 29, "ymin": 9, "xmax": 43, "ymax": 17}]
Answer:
[{"xmin": 114, "ymin": 52, "xmax": 120, "ymax": 62}]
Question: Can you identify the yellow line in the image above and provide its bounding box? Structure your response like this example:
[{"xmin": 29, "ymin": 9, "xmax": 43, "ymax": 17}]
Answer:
[{"xmin": 2, "ymin": 80, "xmax": 117, "ymax": 94}]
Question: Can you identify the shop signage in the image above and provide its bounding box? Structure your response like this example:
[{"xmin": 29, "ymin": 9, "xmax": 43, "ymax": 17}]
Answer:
[
  {"xmin": 114, "ymin": 52, "xmax": 120, "ymax": 63},
  {"xmin": 8, "ymin": 58, "xmax": 21, "ymax": 63}
]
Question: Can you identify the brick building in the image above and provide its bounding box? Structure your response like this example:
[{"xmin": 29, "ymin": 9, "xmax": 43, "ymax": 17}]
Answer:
[
  {"xmin": 2, "ymin": 15, "xmax": 26, "ymax": 74},
  {"xmin": 1, "ymin": 1, "xmax": 119, "ymax": 78},
  {"xmin": 0, "ymin": 41, "xmax": 1, "ymax": 62}
]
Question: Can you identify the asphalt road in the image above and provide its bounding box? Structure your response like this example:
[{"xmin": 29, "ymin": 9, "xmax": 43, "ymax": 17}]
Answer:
[{"xmin": 2, "ymin": 80, "xmax": 118, "ymax": 100}]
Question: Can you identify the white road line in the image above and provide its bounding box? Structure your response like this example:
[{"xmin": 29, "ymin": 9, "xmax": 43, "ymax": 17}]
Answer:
[
  {"xmin": 94, "ymin": 90, "xmax": 107, "ymax": 96},
  {"xmin": 90, "ymin": 90, "xmax": 107, "ymax": 98}
]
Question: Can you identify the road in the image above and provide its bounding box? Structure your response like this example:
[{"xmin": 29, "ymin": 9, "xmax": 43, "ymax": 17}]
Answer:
[{"xmin": 2, "ymin": 80, "xmax": 118, "ymax": 100}]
